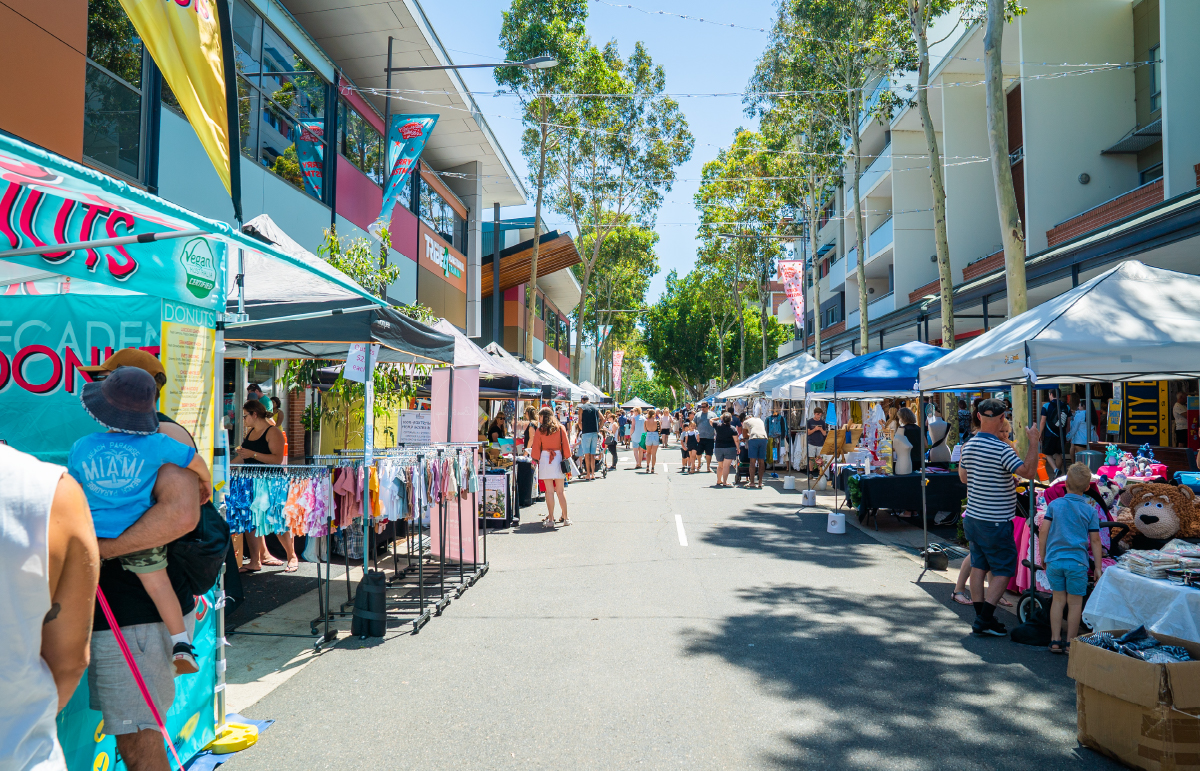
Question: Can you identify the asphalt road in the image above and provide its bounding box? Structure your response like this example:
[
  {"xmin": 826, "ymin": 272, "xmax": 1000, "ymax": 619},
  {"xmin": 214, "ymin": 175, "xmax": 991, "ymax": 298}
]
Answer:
[{"xmin": 226, "ymin": 447, "xmax": 1117, "ymax": 770}]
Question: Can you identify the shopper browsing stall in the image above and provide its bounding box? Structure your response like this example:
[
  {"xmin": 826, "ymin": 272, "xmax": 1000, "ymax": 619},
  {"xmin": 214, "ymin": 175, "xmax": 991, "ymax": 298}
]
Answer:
[
  {"xmin": 957, "ymin": 399, "xmax": 1041, "ymax": 638},
  {"xmin": 695, "ymin": 403, "xmax": 716, "ymax": 473},
  {"xmin": 806, "ymin": 408, "xmax": 828, "ymax": 474}
]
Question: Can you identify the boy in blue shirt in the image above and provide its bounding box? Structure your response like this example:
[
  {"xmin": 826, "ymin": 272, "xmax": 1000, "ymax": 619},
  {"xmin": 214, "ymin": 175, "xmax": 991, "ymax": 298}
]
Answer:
[
  {"xmin": 69, "ymin": 366, "xmax": 212, "ymax": 674},
  {"xmin": 1037, "ymin": 463, "xmax": 1104, "ymax": 653}
]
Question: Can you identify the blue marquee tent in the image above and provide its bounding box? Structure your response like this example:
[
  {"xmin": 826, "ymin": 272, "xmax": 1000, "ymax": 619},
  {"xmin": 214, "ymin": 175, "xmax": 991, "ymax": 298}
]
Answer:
[{"xmin": 806, "ymin": 341, "xmax": 952, "ymax": 397}]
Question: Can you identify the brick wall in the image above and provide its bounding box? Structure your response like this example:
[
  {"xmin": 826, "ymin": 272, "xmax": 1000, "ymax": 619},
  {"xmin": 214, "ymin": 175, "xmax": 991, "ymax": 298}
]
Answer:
[
  {"xmin": 287, "ymin": 388, "xmax": 306, "ymax": 462},
  {"xmin": 962, "ymin": 249, "xmax": 1005, "ymax": 282},
  {"xmin": 1046, "ymin": 179, "xmax": 1163, "ymax": 247},
  {"xmin": 908, "ymin": 278, "xmax": 941, "ymax": 305},
  {"xmin": 1195, "ymin": 163, "xmax": 1200, "ymax": 187}
]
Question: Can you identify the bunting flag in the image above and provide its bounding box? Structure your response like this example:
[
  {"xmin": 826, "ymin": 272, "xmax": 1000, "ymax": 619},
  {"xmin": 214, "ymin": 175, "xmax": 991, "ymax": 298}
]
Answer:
[
  {"xmin": 372, "ymin": 114, "xmax": 439, "ymax": 238},
  {"xmin": 778, "ymin": 259, "xmax": 806, "ymax": 328},
  {"xmin": 118, "ymin": 0, "xmax": 234, "ymax": 200},
  {"xmin": 612, "ymin": 350, "xmax": 625, "ymax": 393},
  {"xmin": 294, "ymin": 120, "xmax": 326, "ymax": 199}
]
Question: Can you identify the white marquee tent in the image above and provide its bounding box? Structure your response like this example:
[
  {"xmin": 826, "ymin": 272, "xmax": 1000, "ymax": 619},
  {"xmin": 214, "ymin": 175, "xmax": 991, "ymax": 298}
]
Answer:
[
  {"xmin": 918, "ymin": 261, "xmax": 1200, "ymax": 390},
  {"xmin": 771, "ymin": 350, "xmax": 855, "ymax": 400},
  {"xmin": 718, "ymin": 352, "xmax": 821, "ymax": 400}
]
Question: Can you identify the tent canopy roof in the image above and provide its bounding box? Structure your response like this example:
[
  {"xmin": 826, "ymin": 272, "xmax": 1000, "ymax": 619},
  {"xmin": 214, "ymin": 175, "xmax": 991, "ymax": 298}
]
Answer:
[
  {"xmin": 808, "ymin": 341, "xmax": 951, "ymax": 396},
  {"xmin": 431, "ymin": 319, "xmax": 523, "ymax": 378},
  {"xmin": 535, "ymin": 359, "xmax": 582, "ymax": 400},
  {"xmin": 773, "ymin": 350, "xmax": 855, "ymax": 399},
  {"xmin": 620, "ymin": 397, "xmax": 653, "ymax": 409},
  {"xmin": 483, "ymin": 343, "xmax": 553, "ymax": 387},
  {"xmin": 918, "ymin": 261, "xmax": 1200, "ymax": 390},
  {"xmin": 717, "ymin": 352, "xmax": 820, "ymax": 399}
]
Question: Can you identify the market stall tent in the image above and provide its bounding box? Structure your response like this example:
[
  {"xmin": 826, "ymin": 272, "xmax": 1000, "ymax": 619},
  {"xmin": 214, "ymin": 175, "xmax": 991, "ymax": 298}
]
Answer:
[
  {"xmin": 718, "ymin": 352, "xmax": 821, "ymax": 399},
  {"xmin": 620, "ymin": 397, "xmax": 653, "ymax": 409},
  {"xmin": 807, "ymin": 341, "xmax": 951, "ymax": 398},
  {"xmin": 918, "ymin": 260, "xmax": 1200, "ymax": 390},
  {"xmin": 483, "ymin": 342, "xmax": 554, "ymax": 387},
  {"xmin": 535, "ymin": 358, "xmax": 583, "ymax": 401},
  {"xmin": 773, "ymin": 350, "xmax": 855, "ymax": 400}
]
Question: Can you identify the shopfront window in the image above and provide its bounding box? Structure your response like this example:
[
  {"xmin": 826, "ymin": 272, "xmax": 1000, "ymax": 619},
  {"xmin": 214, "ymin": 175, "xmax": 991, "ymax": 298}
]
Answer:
[
  {"xmin": 83, "ymin": 0, "xmax": 147, "ymax": 182},
  {"xmin": 339, "ymin": 102, "xmax": 383, "ymax": 185},
  {"xmin": 558, "ymin": 318, "xmax": 569, "ymax": 355},
  {"xmin": 233, "ymin": 0, "xmax": 328, "ymax": 200},
  {"xmin": 419, "ymin": 173, "xmax": 465, "ymax": 247}
]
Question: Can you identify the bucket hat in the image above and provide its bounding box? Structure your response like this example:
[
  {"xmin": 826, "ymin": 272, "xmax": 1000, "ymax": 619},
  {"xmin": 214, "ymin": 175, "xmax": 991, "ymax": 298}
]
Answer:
[{"xmin": 81, "ymin": 366, "xmax": 160, "ymax": 435}]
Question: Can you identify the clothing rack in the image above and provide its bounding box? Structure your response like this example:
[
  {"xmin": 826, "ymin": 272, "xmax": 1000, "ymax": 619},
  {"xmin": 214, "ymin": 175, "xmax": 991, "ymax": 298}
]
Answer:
[{"xmin": 305, "ymin": 444, "xmax": 487, "ymax": 638}]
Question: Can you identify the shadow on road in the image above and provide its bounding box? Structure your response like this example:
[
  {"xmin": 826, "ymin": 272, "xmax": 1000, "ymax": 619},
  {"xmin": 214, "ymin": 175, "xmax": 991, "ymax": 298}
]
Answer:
[
  {"xmin": 680, "ymin": 582, "xmax": 1115, "ymax": 770},
  {"xmin": 699, "ymin": 502, "xmax": 884, "ymax": 570}
]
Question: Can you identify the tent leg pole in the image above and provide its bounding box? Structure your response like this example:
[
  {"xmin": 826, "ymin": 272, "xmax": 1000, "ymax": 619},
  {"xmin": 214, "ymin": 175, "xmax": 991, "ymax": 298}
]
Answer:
[{"xmin": 920, "ymin": 389, "xmax": 928, "ymax": 566}]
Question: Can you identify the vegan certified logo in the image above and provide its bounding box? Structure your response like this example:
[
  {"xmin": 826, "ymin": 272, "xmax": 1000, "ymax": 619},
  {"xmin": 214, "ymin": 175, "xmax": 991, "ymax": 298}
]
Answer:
[{"xmin": 179, "ymin": 238, "xmax": 217, "ymax": 299}]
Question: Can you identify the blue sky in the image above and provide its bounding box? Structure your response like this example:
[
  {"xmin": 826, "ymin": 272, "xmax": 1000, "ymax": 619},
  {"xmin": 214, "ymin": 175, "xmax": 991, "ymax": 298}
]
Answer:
[{"xmin": 420, "ymin": 0, "xmax": 779, "ymax": 303}]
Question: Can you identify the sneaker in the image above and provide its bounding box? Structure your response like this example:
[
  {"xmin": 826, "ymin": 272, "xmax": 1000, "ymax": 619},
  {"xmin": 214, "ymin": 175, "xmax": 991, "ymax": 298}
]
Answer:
[
  {"xmin": 172, "ymin": 642, "xmax": 199, "ymax": 675},
  {"xmin": 972, "ymin": 617, "xmax": 1008, "ymax": 637}
]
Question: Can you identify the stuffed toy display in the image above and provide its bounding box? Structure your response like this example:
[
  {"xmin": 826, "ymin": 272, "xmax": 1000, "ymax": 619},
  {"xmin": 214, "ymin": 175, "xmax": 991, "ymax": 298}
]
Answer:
[{"xmin": 1115, "ymin": 482, "xmax": 1200, "ymax": 551}]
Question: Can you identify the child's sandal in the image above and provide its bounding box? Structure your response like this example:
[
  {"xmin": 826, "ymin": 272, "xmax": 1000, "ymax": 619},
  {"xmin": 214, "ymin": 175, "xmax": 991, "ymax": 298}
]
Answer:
[{"xmin": 1049, "ymin": 640, "xmax": 1065, "ymax": 654}]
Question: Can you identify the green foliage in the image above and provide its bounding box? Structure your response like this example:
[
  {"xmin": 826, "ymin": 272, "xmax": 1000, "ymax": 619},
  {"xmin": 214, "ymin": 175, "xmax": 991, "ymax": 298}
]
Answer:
[
  {"xmin": 317, "ymin": 226, "xmax": 400, "ymax": 301},
  {"xmin": 271, "ymin": 145, "xmax": 305, "ymax": 190},
  {"xmin": 643, "ymin": 270, "xmax": 718, "ymax": 400},
  {"xmin": 87, "ymin": 0, "xmax": 143, "ymax": 86}
]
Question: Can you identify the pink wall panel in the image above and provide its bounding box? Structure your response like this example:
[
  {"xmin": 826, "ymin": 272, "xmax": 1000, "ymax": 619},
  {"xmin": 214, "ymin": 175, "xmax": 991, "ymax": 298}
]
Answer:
[
  {"xmin": 391, "ymin": 204, "xmax": 419, "ymax": 262},
  {"xmin": 336, "ymin": 155, "xmax": 382, "ymax": 235}
]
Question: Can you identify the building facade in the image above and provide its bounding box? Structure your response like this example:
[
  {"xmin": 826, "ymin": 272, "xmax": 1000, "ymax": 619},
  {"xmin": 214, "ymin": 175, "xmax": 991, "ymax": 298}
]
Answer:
[
  {"xmin": 781, "ymin": 0, "xmax": 1200, "ymax": 360},
  {"xmin": 1, "ymin": 0, "xmax": 530, "ymax": 333}
]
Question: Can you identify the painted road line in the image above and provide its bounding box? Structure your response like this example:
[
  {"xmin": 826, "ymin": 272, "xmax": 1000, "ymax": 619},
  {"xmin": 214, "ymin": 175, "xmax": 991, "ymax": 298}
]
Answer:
[{"xmin": 675, "ymin": 514, "xmax": 688, "ymax": 546}]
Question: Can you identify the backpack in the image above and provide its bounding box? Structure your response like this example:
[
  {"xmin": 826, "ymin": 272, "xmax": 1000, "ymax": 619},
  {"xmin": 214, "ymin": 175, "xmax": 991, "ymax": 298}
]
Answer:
[{"xmin": 168, "ymin": 500, "xmax": 231, "ymax": 597}]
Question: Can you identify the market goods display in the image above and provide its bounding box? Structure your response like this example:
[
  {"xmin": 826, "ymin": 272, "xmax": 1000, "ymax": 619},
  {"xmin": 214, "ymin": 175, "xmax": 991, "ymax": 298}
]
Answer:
[{"xmin": 1077, "ymin": 626, "xmax": 1193, "ymax": 664}]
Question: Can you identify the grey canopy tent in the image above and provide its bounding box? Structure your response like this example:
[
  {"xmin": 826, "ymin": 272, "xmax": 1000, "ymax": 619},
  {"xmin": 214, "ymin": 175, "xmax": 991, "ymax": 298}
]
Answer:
[
  {"xmin": 223, "ymin": 215, "xmax": 454, "ymax": 364},
  {"xmin": 484, "ymin": 342, "xmax": 553, "ymax": 387}
]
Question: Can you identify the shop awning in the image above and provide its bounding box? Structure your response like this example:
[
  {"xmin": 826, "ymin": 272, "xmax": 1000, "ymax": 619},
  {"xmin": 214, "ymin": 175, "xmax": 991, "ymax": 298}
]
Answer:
[
  {"xmin": 480, "ymin": 231, "xmax": 581, "ymax": 297},
  {"xmin": 918, "ymin": 260, "xmax": 1200, "ymax": 390}
]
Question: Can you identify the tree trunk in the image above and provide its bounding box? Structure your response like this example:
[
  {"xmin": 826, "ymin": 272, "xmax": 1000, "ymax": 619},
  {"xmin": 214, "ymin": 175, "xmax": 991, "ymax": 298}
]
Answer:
[
  {"xmin": 572, "ymin": 261, "xmax": 593, "ymax": 382},
  {"xmin": 731, "ymin": 245, "xmax": 746, "ymax": 381},
  {"xmin": 525, "ymin": 95, "xmax": 548, "ymax": 361},
  {"xmin": 984, "ymin": 0, "xmax": 1030, "ymax": 447},
  {"xmin": 809, "ymin": 182, "xmax": 822, "ymax": 360},
  {"xmin": 850, "ymin": 88, "xmax": 869, "ymax": 354},
  {"xmin": 911, "ymin": 0, "xmax": 956, "ymax": 445},
  {"xmin": 760, "ymin": 291, "xmax": 769, "ymax": 371}
]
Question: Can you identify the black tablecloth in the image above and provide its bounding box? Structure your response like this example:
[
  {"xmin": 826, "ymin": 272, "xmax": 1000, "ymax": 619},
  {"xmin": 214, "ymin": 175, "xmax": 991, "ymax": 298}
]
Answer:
[{"xmin": 854, "ymin": 472, "xmax": 967, "ymax": 522}]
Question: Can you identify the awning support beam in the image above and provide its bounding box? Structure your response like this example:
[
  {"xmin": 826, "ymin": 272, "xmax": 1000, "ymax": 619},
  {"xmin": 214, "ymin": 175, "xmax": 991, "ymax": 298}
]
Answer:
[{"xmin": 0, "ymin": 228, "xmax": 209, "ymax": 260}]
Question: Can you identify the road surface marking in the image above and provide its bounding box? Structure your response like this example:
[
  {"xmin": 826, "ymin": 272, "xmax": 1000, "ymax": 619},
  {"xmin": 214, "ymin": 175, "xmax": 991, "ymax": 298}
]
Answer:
[
  {"xmin": 675, "ymin": 514, "xmax": 688, "ymax": 546},
  {"xmin": 662, "ymin": 463, "xmax": 669, "ymax": 473}
]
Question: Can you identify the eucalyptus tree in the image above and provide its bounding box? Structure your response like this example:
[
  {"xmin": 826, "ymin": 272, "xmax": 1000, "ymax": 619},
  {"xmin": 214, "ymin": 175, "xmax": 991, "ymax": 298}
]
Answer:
[
  {"xmin": 497, "ymin": 0, "xmax": 590, "ymax": 359},
  {"xmin": 549, "ymin": 41, "xmax": 693, "ymax": 382}
]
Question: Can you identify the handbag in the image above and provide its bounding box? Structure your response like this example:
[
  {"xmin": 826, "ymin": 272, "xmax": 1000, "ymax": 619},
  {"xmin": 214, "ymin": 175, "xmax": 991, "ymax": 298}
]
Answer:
[
  {"xmin": 559, "ymin": 429, "xmax": 571, "ymax": 474},
  {"xmin": 639, "ymin": 432, "xmax": 647, "ymax": 449},
  {"xmin": 168, "ymin": 500, "xmax": 230, "ymax": 597}
]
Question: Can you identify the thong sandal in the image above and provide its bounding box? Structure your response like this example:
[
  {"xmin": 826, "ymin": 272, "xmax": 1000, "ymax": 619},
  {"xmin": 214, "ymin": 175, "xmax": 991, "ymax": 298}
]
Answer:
[
  {"xmin": 998, "ymin": 596, "xmax": 1014, "ymax": 608},
  {"xmin": 1049, "ymin": 640, "xmax": 1066, "ymax": 654},
  {"xmin": 951, "ymin": 590, "xmax": 972, "ymax": 606},
  {"xmin": 261, "ymin": 557, "xmax": 285, "ymax": 567}
]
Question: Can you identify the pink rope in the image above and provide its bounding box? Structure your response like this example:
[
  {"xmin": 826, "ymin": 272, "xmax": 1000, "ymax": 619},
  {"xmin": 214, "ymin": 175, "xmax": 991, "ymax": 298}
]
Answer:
[{"xmin": 94, "ymin": 587, "xmax": 186, "ymax": 770}]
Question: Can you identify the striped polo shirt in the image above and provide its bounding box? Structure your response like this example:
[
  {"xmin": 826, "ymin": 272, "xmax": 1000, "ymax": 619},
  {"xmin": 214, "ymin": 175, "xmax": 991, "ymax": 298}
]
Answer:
[{"xmin": 959, "ymin": 432, "xmax": 1023, "ymax": 522}]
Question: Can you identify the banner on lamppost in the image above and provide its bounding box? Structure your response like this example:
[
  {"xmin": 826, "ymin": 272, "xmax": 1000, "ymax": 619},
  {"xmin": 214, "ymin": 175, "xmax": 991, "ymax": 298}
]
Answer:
[
  {"xmin": 778, "ymin": 259, "xmax": 806, "ymax": 328},
  {"xmin": 372, "ymin": 114, "xmax": 439, "ymax": 238},
  {"xmin": 612, "ymin": 349, "xmax": 625, "ymax": 393}
]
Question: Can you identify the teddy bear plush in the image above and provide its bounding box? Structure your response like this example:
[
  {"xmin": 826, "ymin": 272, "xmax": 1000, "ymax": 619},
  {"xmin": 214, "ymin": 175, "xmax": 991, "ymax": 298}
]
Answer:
[{"xmin": 1115, "ymin": 482, "xmax": 1200, "ymax": 551}]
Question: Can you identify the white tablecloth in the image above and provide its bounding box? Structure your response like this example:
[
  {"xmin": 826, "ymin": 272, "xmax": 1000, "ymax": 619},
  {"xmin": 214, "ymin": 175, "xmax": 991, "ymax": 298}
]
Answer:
[{"xmin": 1082, "ymin": 567, "xmax": 1200, "ymax": 643}]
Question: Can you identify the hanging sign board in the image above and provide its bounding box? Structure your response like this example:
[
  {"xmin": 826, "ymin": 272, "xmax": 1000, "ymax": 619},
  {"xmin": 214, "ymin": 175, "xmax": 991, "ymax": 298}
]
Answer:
[
  {"xmin": 1122, "ymin": 381, "xmax": 1167, "ymax": 445},
  {"xmin": 483, "ymin": 473, "xmax": 507, "ymax": 519},
  {"xmin": 343, "ymin": 343, "xmax": 378, "ymax": 384},
  {"xmin": 398, "ymin": 409, "xmax": 431, "ymax": 444},
  {"xmin": 160, "ymin": 300, "xmax": 217, "ymax": 463}
]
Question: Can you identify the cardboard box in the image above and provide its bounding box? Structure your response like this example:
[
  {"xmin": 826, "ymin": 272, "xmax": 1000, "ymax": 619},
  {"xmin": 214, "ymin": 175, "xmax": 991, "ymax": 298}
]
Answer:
[{"xmin": 1068, "ymin": 631, "xmax": 1200, "ymax": 770}]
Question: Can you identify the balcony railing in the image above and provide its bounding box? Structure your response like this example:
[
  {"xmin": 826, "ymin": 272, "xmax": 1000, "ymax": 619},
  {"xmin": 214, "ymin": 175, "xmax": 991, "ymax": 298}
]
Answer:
[
  {"xmin": 845, "ymin": 291, "xmax": 895, "ymax": 330},
  {"xmin": 869, "ymin": 217, "xmax": 893, "ymax": 257},
  {"xmin": 829, "ymin": 255, "xmax": 846, "ymax": 289},
  {"xmin": 858, "ymin": 144, "xmax": 892, "ymax": 196}
]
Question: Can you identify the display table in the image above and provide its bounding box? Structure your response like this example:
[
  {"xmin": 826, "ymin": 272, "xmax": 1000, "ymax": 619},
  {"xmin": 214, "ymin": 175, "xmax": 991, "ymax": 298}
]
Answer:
[
  {"xmin": 854, "ymin": 471, "xmax": 968, "ymax": 530},
  {"xmin": 1082, "ymin": 567, "xmax": 1200, "ymax": 643},
  {"xmin": 1096, "ymin": 463, "xmax": 1168, "ymax": 482}
]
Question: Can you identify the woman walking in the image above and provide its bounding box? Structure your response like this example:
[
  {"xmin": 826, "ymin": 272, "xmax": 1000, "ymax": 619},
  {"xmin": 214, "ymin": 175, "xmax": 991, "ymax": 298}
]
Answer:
[
  {"xmin": 643, "ymin": 408, "xmax": 661, "ymax": 473},
  {"xmin": 528, "ymin": 406, "xmax": 571, "ymax": 528},
  {"xmin": 659, "ymin": 409, "xmax": 672, "ymax": 448},
  {"xmin": 631, "ymin": 407, "xmax": 645, "ymax": 469},
  {"xmin": 713, "ymin": 413, "xmax": 739, "ymax": 487}
]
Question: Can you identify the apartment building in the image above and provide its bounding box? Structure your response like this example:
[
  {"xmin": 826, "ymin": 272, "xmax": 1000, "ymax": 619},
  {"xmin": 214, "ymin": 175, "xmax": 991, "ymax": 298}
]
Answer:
[
  {"xmin": 784, "ymin": 0, "xmax": 1200, "ymax": 359},
  {"xmin": 1, "ymin": 0, "xmax": 546, "ymax": 335}
]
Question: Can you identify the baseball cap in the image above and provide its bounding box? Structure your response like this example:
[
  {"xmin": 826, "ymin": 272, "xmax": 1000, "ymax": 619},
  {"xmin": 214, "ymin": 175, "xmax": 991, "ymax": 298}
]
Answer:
[
  {"xmin": 977, "ymin": 398, "xmax": 1007, "ymax": 418},
  {"xmin": 79, "ymin": 348, "xmax": 165, "ymax": 382}
]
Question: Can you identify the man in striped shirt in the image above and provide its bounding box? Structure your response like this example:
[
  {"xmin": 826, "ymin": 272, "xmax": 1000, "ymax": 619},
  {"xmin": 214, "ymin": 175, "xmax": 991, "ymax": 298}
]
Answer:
[{"xmin": 957, "ymin": 398, "xmax": 1041, "ymax": 637}]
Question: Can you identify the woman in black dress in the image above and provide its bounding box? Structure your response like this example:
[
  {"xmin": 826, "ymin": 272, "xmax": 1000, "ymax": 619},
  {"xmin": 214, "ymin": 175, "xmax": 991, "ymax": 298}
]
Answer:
[{"xmin": 234, "ymin": 399, "xmax": 295, "ymax": 572}]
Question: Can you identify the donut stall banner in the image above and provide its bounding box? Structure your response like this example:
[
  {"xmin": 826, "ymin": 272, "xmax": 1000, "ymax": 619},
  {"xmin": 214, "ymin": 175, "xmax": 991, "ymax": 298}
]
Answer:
[{"xmin": 0, "ymin": 294, "xmax": 162, "ymax": 463}]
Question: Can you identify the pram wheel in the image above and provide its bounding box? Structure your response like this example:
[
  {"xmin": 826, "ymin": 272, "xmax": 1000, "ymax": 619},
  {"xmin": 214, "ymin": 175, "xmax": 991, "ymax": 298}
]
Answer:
[{"xmin": 1017, "ymin": 593, "xmax": 1049, "ymax": 625}]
